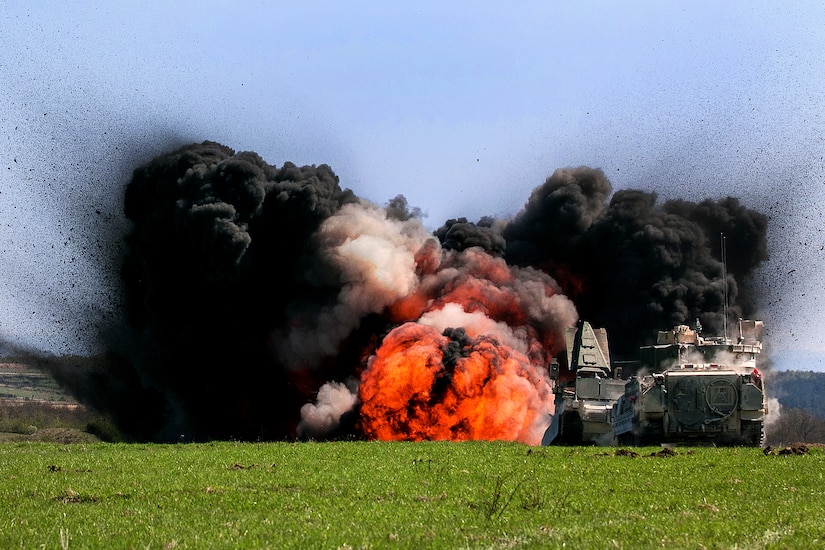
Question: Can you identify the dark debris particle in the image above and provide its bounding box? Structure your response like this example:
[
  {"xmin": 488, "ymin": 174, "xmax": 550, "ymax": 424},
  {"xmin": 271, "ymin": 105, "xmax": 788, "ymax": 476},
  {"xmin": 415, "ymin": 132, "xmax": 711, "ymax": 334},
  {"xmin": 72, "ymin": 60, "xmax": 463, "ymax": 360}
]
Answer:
[
  {"xmin": 763, "ymin": 444, "xmax": 809, "ymax": 456},
  {"xmin": 615, "ymin": 449, "xmax": 640, "ymax": 458},
  {"xmin": 228, "ymin": 463, "xmax": 257, "ymax": 470},
  {"xmin": 56, "ymin": 488, "xmax": 99, "ymax": 504},
  {"xmin": 648, "ymin": 448, "xmax": 677, "ymax": 458}
]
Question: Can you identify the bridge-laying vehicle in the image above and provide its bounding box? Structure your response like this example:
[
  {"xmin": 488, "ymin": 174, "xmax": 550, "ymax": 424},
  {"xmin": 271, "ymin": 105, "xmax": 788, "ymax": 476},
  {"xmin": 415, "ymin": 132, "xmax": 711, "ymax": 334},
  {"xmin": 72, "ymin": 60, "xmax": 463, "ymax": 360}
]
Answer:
[{"xmin": 542, "ymin": 320, "xmax": 626, "ymax": 445}]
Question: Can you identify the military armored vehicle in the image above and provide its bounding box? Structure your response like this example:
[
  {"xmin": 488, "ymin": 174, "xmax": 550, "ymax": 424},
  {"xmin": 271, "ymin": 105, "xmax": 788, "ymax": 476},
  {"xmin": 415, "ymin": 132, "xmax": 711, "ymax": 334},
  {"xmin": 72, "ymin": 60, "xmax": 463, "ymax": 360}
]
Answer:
[
  {"xmin": 612, "ymin": 319, "xmax": 767, "ymax": 446},
  {"xmin": 542, "ymin": 320, "xmax": 626, "ymax": 445}
]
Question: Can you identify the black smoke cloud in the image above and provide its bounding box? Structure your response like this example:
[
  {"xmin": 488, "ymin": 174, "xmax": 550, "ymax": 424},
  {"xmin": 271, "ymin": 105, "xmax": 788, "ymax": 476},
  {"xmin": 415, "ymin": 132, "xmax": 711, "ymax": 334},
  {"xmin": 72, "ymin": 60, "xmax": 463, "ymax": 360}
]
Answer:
[
  {"xmin": 50, "ymin": 144, "xmax": 767, "ymax": 441},
  {"xmin": 501, "ymin": 167, "xmax": 768, "ymax": 358},
  {"xmin": 100, "ymin": 141, "xmax": 361, "ymax": 440},
  {"xmin": 434, "ymin": 217, "xmax": 506, "ymax": 257}
]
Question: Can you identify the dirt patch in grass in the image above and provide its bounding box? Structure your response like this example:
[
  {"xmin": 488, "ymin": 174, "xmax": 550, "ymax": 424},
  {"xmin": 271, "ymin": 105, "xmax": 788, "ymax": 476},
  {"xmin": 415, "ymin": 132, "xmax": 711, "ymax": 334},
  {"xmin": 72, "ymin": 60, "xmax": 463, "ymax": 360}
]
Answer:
[{"xmin": 763, "ymin": 444, "xmax": 810, "ymax": 456}]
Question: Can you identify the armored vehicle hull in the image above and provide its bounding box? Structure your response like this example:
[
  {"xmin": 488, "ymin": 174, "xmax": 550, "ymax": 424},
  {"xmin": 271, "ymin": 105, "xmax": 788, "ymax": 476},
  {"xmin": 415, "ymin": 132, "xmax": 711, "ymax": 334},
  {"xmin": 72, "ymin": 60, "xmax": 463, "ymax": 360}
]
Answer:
[{"xmin": 612, "ymin": 320, "xmax": 767, "ymax": 446}]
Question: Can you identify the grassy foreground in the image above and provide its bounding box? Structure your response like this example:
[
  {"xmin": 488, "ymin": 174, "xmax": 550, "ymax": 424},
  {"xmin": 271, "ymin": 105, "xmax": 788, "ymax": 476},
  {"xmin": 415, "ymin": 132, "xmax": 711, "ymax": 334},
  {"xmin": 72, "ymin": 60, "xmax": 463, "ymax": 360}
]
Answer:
[{"xmin": 0, "ymin": 441, "xmax": 822, "ymax": 549}]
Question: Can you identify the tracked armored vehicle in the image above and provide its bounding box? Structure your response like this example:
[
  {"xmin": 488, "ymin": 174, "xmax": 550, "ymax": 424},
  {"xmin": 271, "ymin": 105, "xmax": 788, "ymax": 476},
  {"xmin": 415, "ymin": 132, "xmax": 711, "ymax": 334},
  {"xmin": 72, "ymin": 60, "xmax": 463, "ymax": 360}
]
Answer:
[
  {"xmin": 542, "ymin": 320, "xmax": 626, "ymax": 445},
  {"xmin": 612, "ymin": 319, "xmax": 767, "ymax": 446}
]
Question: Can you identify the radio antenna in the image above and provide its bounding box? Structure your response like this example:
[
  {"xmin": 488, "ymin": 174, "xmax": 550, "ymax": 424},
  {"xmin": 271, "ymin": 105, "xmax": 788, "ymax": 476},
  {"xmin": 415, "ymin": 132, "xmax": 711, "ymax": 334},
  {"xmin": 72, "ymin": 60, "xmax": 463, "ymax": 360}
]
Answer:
[{"xmin": 721, "ymin": 233, "xmax": 728, "ymax": 342}]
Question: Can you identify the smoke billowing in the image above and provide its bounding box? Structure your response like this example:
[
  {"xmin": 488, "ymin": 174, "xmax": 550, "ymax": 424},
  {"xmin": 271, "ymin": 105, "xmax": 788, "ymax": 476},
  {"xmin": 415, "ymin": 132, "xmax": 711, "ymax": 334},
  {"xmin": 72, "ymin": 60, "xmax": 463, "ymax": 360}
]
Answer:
[
  {"xmin": 502, "ymin": 167, "xmax": 768, "ymax": 358},
  {"xmin": 50, "ymin": 143, "xmax": 767, "ymax": 443}
]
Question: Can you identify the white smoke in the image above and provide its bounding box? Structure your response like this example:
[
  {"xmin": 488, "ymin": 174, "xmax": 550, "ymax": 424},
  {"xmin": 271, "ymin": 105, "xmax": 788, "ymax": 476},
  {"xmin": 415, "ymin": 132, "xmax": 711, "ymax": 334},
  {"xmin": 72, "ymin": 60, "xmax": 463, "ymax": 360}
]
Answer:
[
  {"xmin": 512, "ymin": 272, "xmax": 578, "ymax": 337},
  {"xmin": 418, "ymin": 303, "xmax": 528, "ymax": 353},
  {"xmin": 662, "ymin": 347, "xmax": 762, "ymax": 374},
  {"xmin": 298, "ymin": 380, "xmax": 359, "ymax": 439},
  {"xmin": 415, "ymin": 248, "xmax": 578, "ymax": 360},
  {"xmin": 275, "ymin": 200, "xmax": 440, "ymax": 368},
  {"xmin": 764, "ymin": 396, "xmax": 781, "ymax": 429}
]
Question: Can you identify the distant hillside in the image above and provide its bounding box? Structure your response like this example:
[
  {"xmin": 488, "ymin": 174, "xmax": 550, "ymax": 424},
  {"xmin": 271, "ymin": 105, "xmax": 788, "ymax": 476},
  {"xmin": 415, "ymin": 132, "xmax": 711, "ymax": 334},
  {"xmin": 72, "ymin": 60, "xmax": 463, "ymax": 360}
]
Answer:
[
  {"xmin": 767, "ymin": 350, "xmax": 825, "ymax": 372},
  {"xmin": 769, "ymin": 370, "xmax": 825, "ymax": 419},
  {"xmin": 0, "ymin": 359, "xmax": 76, "ymax": 403}
]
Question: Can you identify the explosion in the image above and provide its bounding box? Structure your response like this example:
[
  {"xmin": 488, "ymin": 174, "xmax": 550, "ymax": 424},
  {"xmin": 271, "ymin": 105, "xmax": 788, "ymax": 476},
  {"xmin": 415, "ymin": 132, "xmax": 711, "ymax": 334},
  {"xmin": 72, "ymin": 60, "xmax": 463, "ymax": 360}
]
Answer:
[
  {"xmin": 355, "ymin": 246, "xmax": 575, "ymax": 445},
  {"xmin": 46, "ymin": 141, "xmax": 767, "ymax": 443},
  {"xmin": 359, "ymin": 325, "xmax": 554, "ymax": 445}
]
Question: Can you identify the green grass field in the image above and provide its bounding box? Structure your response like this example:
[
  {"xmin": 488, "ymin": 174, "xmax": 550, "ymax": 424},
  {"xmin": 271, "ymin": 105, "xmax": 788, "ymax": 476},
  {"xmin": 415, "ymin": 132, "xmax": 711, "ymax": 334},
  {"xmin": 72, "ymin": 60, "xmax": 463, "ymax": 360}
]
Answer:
[{"xmin": 0, "ymin": 441, "xmax": 822, "ymax": 549}]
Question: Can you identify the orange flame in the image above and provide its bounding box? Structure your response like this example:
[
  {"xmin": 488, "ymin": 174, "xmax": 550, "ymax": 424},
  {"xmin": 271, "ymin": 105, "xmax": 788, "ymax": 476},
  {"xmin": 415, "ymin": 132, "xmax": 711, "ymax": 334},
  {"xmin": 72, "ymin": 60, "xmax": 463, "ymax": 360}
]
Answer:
[{"xmin": 359, "ymin": 323, "xmax": 554, "ymax": 445}]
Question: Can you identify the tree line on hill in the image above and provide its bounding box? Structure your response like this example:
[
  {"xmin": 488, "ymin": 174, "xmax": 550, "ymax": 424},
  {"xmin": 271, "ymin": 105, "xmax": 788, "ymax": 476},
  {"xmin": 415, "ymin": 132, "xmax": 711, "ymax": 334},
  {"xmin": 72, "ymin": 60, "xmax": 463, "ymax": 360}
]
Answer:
[
  {"xmin": 768, "ymin": 370, "xmax": 825, "ymax": 419},
  {"xmin": 764, "ymin": 370, "xmax": 825, "ymax": 446},
  {"xmin": 766, "ymin": 407, "xmax": 825, "ymax": 446}
]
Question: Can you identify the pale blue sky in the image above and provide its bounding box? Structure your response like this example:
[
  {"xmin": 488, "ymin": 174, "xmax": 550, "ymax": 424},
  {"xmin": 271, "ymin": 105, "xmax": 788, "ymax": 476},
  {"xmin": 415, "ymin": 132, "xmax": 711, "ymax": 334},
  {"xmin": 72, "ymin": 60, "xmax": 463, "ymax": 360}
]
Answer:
[{"xmin": 2, "ymin": 1, "xmax": 824, "ymax": 368}]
